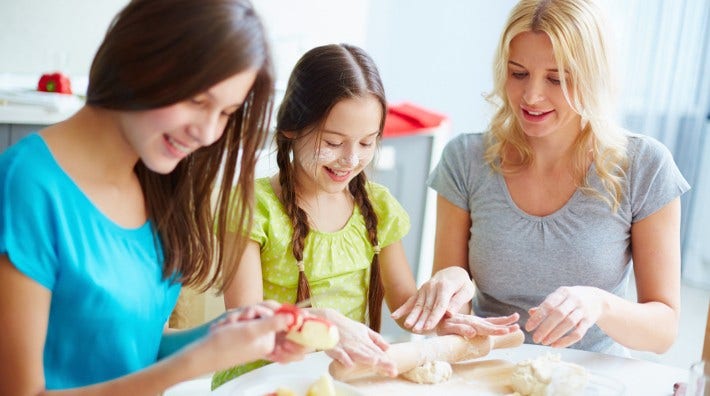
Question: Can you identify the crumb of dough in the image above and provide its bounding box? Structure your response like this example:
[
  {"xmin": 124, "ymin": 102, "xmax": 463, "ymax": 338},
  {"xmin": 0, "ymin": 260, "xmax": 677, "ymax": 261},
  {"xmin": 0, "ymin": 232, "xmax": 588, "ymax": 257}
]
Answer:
[
  {"xmin": 509, "ymin": 353, "xmax": 588, "ymax": 396},
  {"xmin": 400, "ymin": 360, "xmax": 453, "ymax": 384},
  {"xmin": 306, "ymin": 373, "xmax": 337, "ymax": 396}
]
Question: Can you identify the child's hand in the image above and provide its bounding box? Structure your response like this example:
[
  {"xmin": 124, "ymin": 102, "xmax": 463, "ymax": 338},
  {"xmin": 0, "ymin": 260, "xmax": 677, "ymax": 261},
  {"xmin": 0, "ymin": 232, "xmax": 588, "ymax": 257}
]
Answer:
[
  {"xmin": 319, "ymin": 309, "xmax": 398, "ymax": 378},
  {"xmin": 211, "ymin": 300, "xmax": 280, "ymax": 327},
  {"xmin": 391, "ymin": 267, "xmax": 474, "ymax": 333},
  {"xmin": 435, "ymin": 312, "xmax": 520, "ymax": 338},
  {"xmin": 203, "ymin": 301, "xmax": 307, "ymax": 370},
  {"xmin": 203, "ymin": 306, "xmax": 293, "ymax": 371},
  {"xmin": 267, "ymin": 331, "xmax": 308, "ymax": 364}
]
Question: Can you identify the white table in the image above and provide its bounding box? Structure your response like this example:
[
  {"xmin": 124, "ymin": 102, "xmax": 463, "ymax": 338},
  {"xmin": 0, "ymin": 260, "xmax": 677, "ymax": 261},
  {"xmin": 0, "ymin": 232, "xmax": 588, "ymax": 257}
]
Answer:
[{"xmin": 166, "ymin": 344, "xmax": 690, "ymax": 396}]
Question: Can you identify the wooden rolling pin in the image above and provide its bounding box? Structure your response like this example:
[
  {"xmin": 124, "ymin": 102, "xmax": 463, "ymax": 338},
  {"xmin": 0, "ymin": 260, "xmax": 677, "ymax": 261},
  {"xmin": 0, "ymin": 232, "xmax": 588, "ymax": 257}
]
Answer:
[{"xmin": 328, "ymin": 329, "xmax": 524, "ymax": 382}]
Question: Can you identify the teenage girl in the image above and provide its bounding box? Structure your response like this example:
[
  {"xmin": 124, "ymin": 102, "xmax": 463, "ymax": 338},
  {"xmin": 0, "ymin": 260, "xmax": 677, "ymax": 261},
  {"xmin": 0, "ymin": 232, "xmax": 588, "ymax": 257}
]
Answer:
[{"xmin": 0, "ymin": 1, "xmax": 305, "ymax": 394}]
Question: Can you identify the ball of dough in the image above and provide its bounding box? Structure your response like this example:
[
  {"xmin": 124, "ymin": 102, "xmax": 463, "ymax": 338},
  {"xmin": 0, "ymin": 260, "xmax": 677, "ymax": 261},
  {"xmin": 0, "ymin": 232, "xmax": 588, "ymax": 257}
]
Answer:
[
  {"xmin": 401, "ymin": 360, "xmax": 453, "ymax": 384},
  {"xmin": 509, "ymin": 353, "xmax": 588, "ymax": 396}
]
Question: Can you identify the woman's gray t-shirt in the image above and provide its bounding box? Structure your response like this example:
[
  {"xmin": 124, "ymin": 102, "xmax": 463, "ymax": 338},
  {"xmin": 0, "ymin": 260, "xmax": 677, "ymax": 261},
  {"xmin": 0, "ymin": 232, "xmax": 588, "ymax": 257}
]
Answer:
[{"xmin": 427, "ymin": 132, "xmax": 690, "ymax": 355}]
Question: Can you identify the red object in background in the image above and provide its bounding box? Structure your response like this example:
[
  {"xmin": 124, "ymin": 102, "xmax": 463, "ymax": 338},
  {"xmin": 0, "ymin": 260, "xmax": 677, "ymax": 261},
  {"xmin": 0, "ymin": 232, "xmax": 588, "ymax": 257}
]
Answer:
[
  {"xmin": 383, "ymin": 102, "xmax": 448, "ymax": 137},
  {"xmin": 37, "ymin": 72, "xmax": 72, "ymax": 94}
]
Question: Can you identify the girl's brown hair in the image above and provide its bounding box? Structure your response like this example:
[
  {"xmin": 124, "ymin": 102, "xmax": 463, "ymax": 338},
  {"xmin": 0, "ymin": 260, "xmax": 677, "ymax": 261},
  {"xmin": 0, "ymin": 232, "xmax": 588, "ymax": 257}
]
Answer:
[
  {"xmin": 86, "ymin": 0, "xmax": 274, "ymax": 291},
  {"xmin": 275, "ymin": 43, "xmax": 387, "ymax": 331}
]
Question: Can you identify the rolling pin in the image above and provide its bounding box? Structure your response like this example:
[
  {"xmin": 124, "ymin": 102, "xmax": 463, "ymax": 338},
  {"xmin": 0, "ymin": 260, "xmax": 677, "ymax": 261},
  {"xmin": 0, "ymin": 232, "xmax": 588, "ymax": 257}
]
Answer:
[{"xmin": 328, "ymin": 329, "xmax": 524, "ymax": 382}]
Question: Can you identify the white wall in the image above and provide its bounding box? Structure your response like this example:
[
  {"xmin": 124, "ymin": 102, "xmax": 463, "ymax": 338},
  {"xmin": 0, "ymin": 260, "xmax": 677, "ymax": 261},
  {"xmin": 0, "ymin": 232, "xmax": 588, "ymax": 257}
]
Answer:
[
  {"xmin": 0, "ymin": 0, "xmax": 371, "ymax": 94},
  {"xmin": 366, "ymin": 0, "xmax": 516, "ymax": 135},
  {"xmin": 0, "ymin": 0, "xmax": 127, "ymax": 77},
  {"xmin": 0, "ymin": 1, "xmax": 512, "ymax": 133}
]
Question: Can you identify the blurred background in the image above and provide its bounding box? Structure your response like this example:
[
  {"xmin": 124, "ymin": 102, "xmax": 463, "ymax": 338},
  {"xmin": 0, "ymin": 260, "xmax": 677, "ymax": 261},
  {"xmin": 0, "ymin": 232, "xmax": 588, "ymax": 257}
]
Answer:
[{"xmin": 0, "ymin": 0, "xmax": 707, "ymax": 369}]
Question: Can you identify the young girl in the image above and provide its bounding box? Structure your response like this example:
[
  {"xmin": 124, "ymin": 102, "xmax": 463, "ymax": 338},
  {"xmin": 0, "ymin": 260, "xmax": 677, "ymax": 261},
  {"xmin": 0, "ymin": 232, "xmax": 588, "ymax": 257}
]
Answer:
[
  {"xmin": 0, "ymin": 0, "xmax": 305, "ymax": 394},
  {"xmin": 213, "ymin": 43, "xmax": 519, "ymax": 389}
]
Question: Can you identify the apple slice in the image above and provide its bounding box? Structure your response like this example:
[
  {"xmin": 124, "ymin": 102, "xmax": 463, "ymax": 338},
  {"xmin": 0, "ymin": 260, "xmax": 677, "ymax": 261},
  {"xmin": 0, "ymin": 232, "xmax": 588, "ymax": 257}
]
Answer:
[
  {"xmin": 275, "ymin": 304, "xmax": 339, "ymax": 350},
  {"xmin": 286, "ymin": 316, "xmax": 340, "ymax": 350},
  {"xmin": 306, "ymin": 373, "xmax": 336, "ymax": 396}
]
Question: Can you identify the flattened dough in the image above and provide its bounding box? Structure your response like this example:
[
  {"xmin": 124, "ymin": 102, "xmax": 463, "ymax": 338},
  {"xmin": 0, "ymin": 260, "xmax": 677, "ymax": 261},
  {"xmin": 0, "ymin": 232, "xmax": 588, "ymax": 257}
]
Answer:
[
  {"xmin": 401, "ymin": 361, "xmax": 453, "ymax": 384},
  {"xmin": 509, "ymin": 353, "xmax": 588, "ymax": 396}
]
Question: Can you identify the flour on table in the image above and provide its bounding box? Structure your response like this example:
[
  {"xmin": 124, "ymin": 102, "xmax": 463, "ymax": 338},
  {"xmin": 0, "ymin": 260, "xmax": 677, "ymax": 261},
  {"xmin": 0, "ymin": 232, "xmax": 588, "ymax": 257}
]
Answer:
[
  {"xmin": 400, "ymin": 360, "xmax": 453, "ymax": 384},
  {"xmin": 508, "ymin": 353, "xmax": 588, "ymax": 396}
]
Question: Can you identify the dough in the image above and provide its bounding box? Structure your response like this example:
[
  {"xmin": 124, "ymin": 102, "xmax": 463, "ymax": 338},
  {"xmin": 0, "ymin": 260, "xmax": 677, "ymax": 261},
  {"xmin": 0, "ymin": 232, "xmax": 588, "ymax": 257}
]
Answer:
[
  {"xmin": 400, "ymin": 360, "xmax": 453, "ymax": 384},
  {"xmin": 509, "ymin": 353, "xmax": 588, "ymax": 396}
]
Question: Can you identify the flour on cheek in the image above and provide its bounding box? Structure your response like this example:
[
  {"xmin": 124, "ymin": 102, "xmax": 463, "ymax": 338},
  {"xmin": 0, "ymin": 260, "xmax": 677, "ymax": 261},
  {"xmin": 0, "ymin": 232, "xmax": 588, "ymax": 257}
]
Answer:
[{"xmin": 317, "ymin": 147, "xmax": 337, "ymax": 164}]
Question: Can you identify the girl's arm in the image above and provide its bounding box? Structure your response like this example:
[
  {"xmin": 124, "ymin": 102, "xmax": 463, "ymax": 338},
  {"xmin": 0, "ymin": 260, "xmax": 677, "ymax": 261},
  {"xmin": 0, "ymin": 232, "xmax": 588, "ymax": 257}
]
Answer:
[
  {"xmin": 223, "ymin": 238, "xmax": 264, "ymax": 309},
  {"xmin": 526, "ymin": 198, "xmax": 682, "ymax": 352},
  {"xmin": 0, "ymin": 255, "xmax": 295, "ymax": 396},
  {"xmin": 391, "ymin": 195, "xmax": 519, "ymax": 335},
  {"xmin": 161, "ymin": 236, "xmax": 265, "ymax": 357},
  {"xmin": 379, "ymin": 240, "xmax": 417, "ymax": 329},
  {"xmin": 391, "ymin": 195, "xmax": 472, "ymax": 331}
]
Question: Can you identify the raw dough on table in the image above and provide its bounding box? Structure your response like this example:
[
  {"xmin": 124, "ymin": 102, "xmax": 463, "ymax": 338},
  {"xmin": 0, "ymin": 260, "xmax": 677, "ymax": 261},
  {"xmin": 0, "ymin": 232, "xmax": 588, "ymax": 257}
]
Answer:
[
  {"xmin": 400, "ymin": 360, "xmax": 453, "ymax": 384},
  {"xmin": 509, "ymin": 353, "xmax": 588, "ymax": 396}
]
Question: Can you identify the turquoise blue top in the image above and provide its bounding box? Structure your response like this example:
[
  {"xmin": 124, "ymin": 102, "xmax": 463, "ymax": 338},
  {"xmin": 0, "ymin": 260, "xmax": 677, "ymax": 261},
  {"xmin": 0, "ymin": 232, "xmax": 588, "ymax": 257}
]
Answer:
[{"xmin": 0, "ymin": 133, "xmax": 181, "ymax": 389}]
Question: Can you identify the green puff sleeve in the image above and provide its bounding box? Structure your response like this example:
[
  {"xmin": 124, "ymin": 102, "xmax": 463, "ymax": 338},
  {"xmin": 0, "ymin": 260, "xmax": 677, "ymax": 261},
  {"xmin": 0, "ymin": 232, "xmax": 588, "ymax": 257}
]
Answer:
[{"xmin": 367, "ymin": 182, "xmax": 410, "ymax": 248}]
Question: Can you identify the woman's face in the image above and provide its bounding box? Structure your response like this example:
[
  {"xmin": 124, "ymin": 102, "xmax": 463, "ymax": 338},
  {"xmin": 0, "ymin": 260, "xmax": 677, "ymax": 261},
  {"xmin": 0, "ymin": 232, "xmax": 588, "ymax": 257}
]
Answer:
[
  {"xmin": 292, "ymin": 95, "xmax": 382, "ymax": 194},
  {"xmin": 120, "ymin": 68, "xmax": 258, "ymax": 174},
  {"xmin": 505, "ymin": 31, "xmax": 582, "ymax": 140}
]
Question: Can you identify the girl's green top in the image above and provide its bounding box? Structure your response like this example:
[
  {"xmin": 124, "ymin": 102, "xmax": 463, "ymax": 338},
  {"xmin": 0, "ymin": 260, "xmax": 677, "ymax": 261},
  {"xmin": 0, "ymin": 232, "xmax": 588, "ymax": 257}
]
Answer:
[{"xmin": 212, "ymin": 177, "xmax": 410, "ymax": 389}]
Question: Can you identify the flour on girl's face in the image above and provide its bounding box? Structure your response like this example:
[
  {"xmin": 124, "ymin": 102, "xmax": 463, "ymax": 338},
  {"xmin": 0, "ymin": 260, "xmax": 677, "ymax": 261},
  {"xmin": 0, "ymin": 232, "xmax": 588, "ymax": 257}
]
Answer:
[
  {"xmin": 298, "ymin": 145, "xmax": 372, "ymax": 179},
  {"xmin": 317, "ymin": 148, "xmax": 368, "ymax": 169},
  {"xmin": 291, "ymin": 95, "xmax": 382, "ymax": 192}
]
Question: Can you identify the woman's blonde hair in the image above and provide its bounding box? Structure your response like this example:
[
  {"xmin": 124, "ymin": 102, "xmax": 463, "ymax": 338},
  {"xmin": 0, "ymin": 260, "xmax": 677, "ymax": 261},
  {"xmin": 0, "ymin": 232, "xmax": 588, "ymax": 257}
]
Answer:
[{"xmin": 485, "ymin": 0, "xmax": 627, "ymax": 210}]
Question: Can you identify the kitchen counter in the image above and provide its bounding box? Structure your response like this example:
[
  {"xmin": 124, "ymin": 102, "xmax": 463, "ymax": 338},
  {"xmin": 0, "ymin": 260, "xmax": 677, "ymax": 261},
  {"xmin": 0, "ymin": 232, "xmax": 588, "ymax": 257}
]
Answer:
[
  {"xmin": 0, "ymin": 73, "xmax": 85, "ymax": 125},
  {"xmin": 0, "ymin": 73, "xmax": 85, "ymax": 152}
]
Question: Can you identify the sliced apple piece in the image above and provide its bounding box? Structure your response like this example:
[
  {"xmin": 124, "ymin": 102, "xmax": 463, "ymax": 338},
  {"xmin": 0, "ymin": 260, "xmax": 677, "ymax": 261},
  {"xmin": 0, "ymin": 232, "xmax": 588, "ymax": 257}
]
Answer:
[
  {"xmin": 286, "ymin": 316, "xmax": 340, "ymax": 350},
  {"xmin": 306, "ymin": 373, "xmax": 336, "ymax": 396}
]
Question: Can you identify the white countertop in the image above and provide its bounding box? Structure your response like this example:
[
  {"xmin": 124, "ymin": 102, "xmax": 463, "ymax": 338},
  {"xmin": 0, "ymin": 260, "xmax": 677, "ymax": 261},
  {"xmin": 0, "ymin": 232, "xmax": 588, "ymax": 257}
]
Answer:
[
  {"xmin": 165, "ymin": 343, "xmax": 690, "ymax": 396},
  {"xmin": 0, "ymin": 73, "xmax": 85, "ymax": 125}
]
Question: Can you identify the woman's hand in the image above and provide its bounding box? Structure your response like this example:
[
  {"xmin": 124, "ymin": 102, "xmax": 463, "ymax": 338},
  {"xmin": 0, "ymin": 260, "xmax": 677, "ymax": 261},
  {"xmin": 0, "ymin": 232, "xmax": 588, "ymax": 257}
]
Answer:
[
  {"xmin": 315, "ymin": 309, "xmax": 397, "ymax": 378},
  {"xmin": 525, "ymin": 286, "xmax": 603, "ymax": 348},
  {"xmin": 436, "ymin": 312, "xmax": 520, "ymax": 338},
  {"xmin": 391, "ymin": 266, "xmax": 474, "ymax": 333}
]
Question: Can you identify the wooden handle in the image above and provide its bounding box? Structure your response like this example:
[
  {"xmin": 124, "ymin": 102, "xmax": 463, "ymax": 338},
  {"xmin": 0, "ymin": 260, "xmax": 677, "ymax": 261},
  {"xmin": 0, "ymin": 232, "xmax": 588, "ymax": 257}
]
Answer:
[
  {"xmin": 329, "ymin": 329, "xmax": 524, "ymax": 382},
  {"xmin": 491, "ymin": 329, "xmax": 525, "ymax": 350}
]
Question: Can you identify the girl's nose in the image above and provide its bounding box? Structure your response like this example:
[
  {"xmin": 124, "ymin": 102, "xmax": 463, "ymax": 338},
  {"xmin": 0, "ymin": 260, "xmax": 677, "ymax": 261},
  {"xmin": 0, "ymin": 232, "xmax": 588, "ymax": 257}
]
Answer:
[
  {"xmin": 188, "ymin": 113, "xmax": 223, "ymax": 147},
  {"xmin": 337, "ymin": 150, "xmax": 360, "ymax": 167}
]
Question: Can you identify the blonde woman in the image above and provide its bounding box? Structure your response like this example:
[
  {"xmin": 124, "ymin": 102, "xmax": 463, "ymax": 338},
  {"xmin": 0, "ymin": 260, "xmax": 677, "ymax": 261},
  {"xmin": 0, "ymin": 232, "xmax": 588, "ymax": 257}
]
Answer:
[{"xmin": 393, "ymin": 0, "xmax": 689, "ymax": 356}]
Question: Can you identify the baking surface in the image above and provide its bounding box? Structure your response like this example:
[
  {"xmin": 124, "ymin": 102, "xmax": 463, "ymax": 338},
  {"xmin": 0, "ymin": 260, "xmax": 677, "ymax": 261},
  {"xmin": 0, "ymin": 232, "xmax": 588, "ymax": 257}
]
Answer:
[
  {"xmin": 349, "ymin": 359, "xmax": 516, "ymax": 395},
  {"xmin": 209, "ymin": 345, "xmax": 689, "ymax": 396}
]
